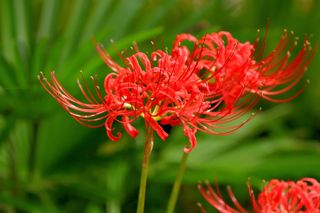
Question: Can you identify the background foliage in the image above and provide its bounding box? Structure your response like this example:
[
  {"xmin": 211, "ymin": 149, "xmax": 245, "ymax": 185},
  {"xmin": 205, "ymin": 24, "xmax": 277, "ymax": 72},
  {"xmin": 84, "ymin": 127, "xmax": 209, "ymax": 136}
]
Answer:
[{"xmin": 0, "ymin": 0, "xmax": 319, "ymax": 212}]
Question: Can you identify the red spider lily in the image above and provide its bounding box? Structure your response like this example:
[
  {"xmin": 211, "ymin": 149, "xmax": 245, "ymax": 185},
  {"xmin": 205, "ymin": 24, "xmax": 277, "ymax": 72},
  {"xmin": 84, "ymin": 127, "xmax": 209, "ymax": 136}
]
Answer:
[
  {"xmin": 183, "ymin": 32, "xmax": 256, "ymax": 108},
  {"xmin": 39, "ymin": 28, "xmax": 314, "ymax": 152},
  {"xmin": 38, "ymin": 34, "xmax": 253, "ymax": 152},
  {"xmin": 177, "ymin": 29, "xmax": 315, "ymax": 107},
  {"xmin": 198, "ymin": 178, "xmax": 320, "ymax": 213}
]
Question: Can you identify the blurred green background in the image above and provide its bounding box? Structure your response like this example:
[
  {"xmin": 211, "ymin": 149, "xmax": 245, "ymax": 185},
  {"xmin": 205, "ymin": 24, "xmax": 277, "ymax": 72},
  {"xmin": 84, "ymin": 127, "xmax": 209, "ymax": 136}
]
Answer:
[{"xmin": 0, "ymin": 0, "xmax": 320, "ymax": 212}]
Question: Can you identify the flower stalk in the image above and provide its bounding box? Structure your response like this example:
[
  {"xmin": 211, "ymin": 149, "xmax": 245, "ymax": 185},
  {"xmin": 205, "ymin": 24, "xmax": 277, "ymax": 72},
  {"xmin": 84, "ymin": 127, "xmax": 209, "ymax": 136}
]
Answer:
[
  {"xmin": 166, "ymin": 151, "xmax": 189, "ymax": 213},
  {"xmin": 137, "ymin": 123, "xmax": 154, "ymax": 213}
]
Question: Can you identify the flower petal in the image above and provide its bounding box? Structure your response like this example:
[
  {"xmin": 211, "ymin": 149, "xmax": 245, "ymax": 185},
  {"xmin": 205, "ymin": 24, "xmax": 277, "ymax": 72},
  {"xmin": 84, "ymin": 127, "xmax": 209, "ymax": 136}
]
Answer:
[
  {"xmin": 123, "ymin": 116, "xmax": 139, "ymax": 138},
  {"xmin": 144, "ymin": 114, "xmax": 168, "ymax": 141},
  {"xmin": 105, "ymin": 116, "xmax": 122, "ymax": 141}
]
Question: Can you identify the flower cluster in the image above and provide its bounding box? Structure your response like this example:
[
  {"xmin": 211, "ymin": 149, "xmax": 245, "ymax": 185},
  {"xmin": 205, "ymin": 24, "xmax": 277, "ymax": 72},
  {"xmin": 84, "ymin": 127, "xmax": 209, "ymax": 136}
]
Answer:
[
  {"xmin": 198, "ymin": 178, "xmax": 320, "ymax": 213},
  {"xmin": 197, "ymin": 30, "xmax": 314, "ymax": 105},
  {"xmin": 38, "ymin": 29, "xmax": 314, "ymax": 152}
]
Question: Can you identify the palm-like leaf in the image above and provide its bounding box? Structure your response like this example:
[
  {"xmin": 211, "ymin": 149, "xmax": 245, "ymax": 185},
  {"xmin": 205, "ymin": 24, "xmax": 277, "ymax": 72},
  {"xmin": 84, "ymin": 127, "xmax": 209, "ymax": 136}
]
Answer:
[{"xmin": 0, "ymin": 0, "xmax": 319, "ymax": 212}]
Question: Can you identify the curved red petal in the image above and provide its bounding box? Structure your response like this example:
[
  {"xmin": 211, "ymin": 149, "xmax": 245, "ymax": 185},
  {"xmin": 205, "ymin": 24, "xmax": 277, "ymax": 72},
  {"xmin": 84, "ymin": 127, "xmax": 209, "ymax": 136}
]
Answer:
[
  {"xmin": 182, "ymin": 124, "xmax": 197, "ymax": 153},
  {"xmin": 123, "ymin": 116, "xmax": 139, "ymax": 138},
  {"xmin": 144, "ymin": 114, "xmax": 168, "ymax": 141},
  {"xmin": 105, "ymin": 116, "xmax": 122, "ymax": 141}
]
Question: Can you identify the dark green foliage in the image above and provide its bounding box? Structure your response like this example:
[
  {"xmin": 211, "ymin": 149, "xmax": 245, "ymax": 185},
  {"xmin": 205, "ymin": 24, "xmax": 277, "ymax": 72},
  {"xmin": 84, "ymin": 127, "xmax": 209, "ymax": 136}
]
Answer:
[{"xmin": 0, "ymin": 0, "xmax": 319, "ymax": 212}]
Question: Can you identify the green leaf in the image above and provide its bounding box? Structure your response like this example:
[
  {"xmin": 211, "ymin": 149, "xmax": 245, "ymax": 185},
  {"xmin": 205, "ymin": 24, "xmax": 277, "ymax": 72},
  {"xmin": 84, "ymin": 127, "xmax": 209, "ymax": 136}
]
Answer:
[
  {"xmin": 79, "ymin": 0, "xmax": 113, "ymax": 44},
  {"xmin": 31, "ymin": 0, "xmax": 59, "ymax": 77},
  {"xmin": 37, "ymin": 0, "xmax": 59, "ymax": 40},
  {"xmin": 103, "ymin": 0, "xmax": 147, "ymax": 39},
  {"xmin": 0, "ymin": 116, "xmax": 15, "ymax": 146},
  {"xmin": 13, "ymin": 0, "xmax": 31, "ymax": 86},
  {"xmin": 1, "ymin": 0, "xmax": 15, "ymax": 63},
  {"xmin": 57, "ymin": 0, "xmax": 89, "ymax": 68},
  {"xmin": 0, "ymin": 193, "xmax": 58, "ymax": 213},
  {"xmin": 0, "ymin": 56, "xmax": 16, "ymax": 91}
]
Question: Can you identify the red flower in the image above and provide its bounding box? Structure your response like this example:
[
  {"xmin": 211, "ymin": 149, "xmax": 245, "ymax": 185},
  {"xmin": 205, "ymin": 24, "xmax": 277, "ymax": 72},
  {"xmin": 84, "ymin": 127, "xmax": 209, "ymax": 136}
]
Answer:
[
  {"xmin": 195, "ymin": 31, "xmax": 257, "ymax": 108},
  {"xmin": 198, "ymin": 178, "xmax": 320, "ymax": 213},
  {"xmin": 181, "ymin": 30, "xmax": 315, "ymax": 106},
  {"xmin": 38, "ymin": 33, "xmax": 253, "ymax": 152},
  {"xmin": 38, "ymin": 29, "xmax": 314, "ymax": 152}
]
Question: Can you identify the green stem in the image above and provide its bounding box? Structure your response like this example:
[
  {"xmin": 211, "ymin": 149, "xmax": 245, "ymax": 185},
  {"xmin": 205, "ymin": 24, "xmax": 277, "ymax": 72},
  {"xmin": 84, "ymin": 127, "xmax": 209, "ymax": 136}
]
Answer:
[
  {"xmin": 166, "ymin": 151, "xmax": 189, "ymax": 213},
  {"xmin": 137, "ymin": 124, "xmax": 154, "ymax": 213}
]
